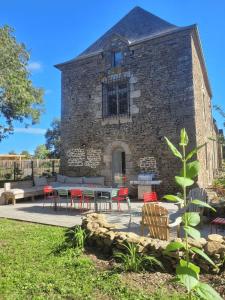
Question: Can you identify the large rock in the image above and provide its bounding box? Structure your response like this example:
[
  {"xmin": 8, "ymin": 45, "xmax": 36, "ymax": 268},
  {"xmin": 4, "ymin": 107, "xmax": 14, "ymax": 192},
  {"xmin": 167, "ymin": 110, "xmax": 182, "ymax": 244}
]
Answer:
[
  {"xmin": 97, "ymin": 221, "xmax": 117, "ymax": 229},
  {"xmin": 105, "ymin": 231, "xmax": 116, "ymax": 241},
  {"xmin": 187, "ymin": 237, "xmax": 206, "ymax": 248},
  {"xmin": 205, "ymin": 241, "xmax": 225, "ymax": 255},
  {"xmin": 125, "ymin": 232, "xmax": 140, "ymax": 244},
  {"xmin": 95, "ymin": 227, "xmax": 108, "ymax": 234},
  {"xmin": 208, "ymin": 234, "xmax": 224, "ymax": 243}
]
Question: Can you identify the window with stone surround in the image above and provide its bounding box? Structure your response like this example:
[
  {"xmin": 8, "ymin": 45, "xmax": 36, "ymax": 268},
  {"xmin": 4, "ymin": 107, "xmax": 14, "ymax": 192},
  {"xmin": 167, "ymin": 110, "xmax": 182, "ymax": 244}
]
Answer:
[
  {"xmin": 202, "ymin": 85, "xmax": 206, "ymax": 122},
  {"xmin": 205, "ymin": 143, "xmax": 208, "ymax": 170},
  {"xmin": 112, "ymin": 51, "xmax": 123, "ymax": 67},
  {"xmin": 102, "ymin": 79, "xmax": 130, "ymax": 118}
]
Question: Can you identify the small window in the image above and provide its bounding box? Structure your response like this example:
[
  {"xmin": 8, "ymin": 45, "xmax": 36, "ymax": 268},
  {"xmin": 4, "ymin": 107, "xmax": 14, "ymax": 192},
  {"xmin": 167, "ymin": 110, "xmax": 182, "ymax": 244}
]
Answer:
[
  {"xmin": 202, "ymin": 91, "xmax": 206, "ymax": 121},
  {"xmin": 112, "ymin": 51, "xmax": 123, "ymax": 67},
  {"xmin": 205, "ymin": 143, "xmax": 208, "ymax": 170},
  {"xmin": 202, "ymin": 85, "xmax": 206, "ymax": 122}
]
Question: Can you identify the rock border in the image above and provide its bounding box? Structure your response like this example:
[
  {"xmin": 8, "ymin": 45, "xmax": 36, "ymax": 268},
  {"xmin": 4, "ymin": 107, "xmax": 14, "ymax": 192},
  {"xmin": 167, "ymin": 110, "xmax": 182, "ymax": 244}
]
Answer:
[{"xmin": 82, "ymin": 213, "xmax": 225, "ymax": 273}]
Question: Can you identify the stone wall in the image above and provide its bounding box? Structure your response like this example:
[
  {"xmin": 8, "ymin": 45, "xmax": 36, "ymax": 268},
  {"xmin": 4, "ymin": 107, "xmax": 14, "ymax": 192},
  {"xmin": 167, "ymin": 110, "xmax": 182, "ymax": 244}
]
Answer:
[
  {"xmin": 59, "ymin": 29, "xmax": 197, "ymax": 194},
  {"xmin": 58, "ymin": 27, "xmax": 220, "ymax": 194},
  {"xmin": 191, "ymin": 33, "xmax": 219, "ymax": 188},
  {"xmin": 82, "ymin": 213, "xmax": 225, "ymax": 273}
]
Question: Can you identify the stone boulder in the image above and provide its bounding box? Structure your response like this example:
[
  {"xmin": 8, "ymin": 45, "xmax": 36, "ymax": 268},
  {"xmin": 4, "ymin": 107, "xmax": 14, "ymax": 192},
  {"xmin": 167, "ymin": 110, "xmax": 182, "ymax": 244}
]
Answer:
[
  {"xmin": 205, "ymin": 241, "xmax": 225, "ymax": 255},
  {"xmin": 208, "ymin": 234, "xmax": 224, "ymax": 243}
]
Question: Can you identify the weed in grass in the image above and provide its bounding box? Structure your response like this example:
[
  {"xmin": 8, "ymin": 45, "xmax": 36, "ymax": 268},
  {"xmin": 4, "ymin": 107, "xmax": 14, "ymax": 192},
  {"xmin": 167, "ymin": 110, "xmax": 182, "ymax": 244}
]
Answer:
[
  {"xmin": 72, "ymin": 225, "xmax": 87, "ymax": 251},
  {"xmin": 53, "ymin": 225, "xmax": 87, "ymax": 255}
]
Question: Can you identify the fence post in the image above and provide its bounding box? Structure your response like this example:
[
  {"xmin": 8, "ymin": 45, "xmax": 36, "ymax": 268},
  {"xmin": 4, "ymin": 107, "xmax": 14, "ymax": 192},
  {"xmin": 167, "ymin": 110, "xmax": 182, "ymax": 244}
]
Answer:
[
  {"xmin": 52, "ymin": 160, "xmax": 55, "ymax": 175},
  {"xmin": 13, "ymin": 162, "xmax": 16, "ymax": 181},
  {"xmin": 31, "ymin": 161, "xmax": 34, "ymax": 186}
]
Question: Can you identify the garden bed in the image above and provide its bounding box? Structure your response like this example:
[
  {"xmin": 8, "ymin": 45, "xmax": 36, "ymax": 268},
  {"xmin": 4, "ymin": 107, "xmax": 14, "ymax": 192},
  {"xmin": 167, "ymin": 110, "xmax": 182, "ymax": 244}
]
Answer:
[{"xmin": 82, "ymin": 213, "xmax": 225, "ymax": 273}]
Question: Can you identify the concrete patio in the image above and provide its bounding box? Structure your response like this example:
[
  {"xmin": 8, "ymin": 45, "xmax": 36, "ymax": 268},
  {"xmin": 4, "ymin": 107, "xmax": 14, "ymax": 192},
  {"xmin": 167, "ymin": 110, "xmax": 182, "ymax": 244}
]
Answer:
[
  {"xmin": 0, "ymin": 199, "xmax": 223, "ymax": 238},
  {"xmin": 0, "ymin": 199, "xmax": 177, "ymax": 229}
]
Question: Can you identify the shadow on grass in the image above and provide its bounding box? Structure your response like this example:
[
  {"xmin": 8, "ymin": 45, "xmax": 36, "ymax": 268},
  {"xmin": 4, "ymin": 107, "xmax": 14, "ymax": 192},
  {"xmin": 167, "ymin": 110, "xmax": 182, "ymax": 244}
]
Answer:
[
  {"xmin": 52, "ymin": 225, "xmax": 113, "ymax": 266},
  {"xmin": 52, "ymin": 225, "xmax": 80, "ymax": 255}
]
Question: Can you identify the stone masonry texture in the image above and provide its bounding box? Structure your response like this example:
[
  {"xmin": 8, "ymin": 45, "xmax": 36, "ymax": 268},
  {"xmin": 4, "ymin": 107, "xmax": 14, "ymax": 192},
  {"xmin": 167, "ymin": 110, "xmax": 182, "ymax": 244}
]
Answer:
[{"xmin": 56, "ymin": 7, "xmax": 222, "ymax": 195}]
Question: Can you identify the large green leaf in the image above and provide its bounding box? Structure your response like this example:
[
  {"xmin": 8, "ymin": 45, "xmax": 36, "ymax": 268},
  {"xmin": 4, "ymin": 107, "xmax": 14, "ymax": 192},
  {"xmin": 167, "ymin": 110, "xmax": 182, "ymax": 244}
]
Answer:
[
  {"xmin": 186, "ymin": 143, "xmax": 206, "ymax": 161},
  {"xmin": 164, "ymin": 137, "xmax": 182, "ymax": 159},
  {"xmin": 181, "ymin": 161, "xmax": 200, "ymax": 179},
  {"xmin": 187, "ymin": 161, "xmax": 200, "ymax": 178},
  {"xmin": 175, "ymin": 176, "xmax": 194, "ymax": 188},
  {"xmin": 195, "ymin": 282, "xmax": 223, "ymax": 300},
  {"xmin": 182, "ymin": 212, "xmax": 200, "ymax": 227},
  {"xmin": 191, "ymin": 200, "xmax": 216, "ymax": 212},
  {"xmin": 176, "ymin": 265, "xmax": 199, "ymax": 292},
  {"xmin": 183, "ymin": 226, "xmax": 201, "ymax": 240},
  {"xmin": 180, "ymin": 259, "xmax": 200, "ymax": 275},
  {"xmin": 180, "ymin": 128, "xmax": 189, "ymax": 146},
  {"xmin": 191, "ymin": 247, "xmax": 215, "ymax": 266},
  {"xmin": 163, "ymin": 194, "xmax": 184, "ymax": 203},
  {"xmin": 164, "ymin": 241, "xmax": 185, "ymax": 253}
]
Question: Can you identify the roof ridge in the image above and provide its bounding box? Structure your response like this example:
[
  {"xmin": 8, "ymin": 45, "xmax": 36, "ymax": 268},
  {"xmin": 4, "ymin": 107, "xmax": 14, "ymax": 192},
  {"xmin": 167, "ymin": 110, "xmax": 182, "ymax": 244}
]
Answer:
[{"xmin": 56, "ymin": 6, "xmax": 186, "ymax": 66}]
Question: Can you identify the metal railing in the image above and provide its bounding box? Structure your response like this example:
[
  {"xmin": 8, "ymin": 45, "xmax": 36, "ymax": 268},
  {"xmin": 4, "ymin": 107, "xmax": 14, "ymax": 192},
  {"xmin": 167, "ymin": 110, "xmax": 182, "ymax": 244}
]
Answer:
[{"xmin": 0, "ymin": 159, "xmax": 60, "ymax": 182}]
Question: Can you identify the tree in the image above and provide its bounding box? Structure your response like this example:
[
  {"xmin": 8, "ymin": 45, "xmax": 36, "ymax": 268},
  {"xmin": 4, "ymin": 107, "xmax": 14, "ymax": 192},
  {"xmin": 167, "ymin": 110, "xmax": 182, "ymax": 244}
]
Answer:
[
  {"xmin": 0, "ymin": 25, "xmax": 44, "ymax": 140},
  {"xmin": 34, "ymin": 145, "xmax": 50, "ymax": 159},
  {"xmin": 214, "ymin": 105, "xmax": 225, "ymax": 128},
  {"xmin": 8, "ymin": 150, "xmax": 16, "ymax": 155},
  {"xmin": 20, "ymin": 150, "xmax": 31, "ymax": 159},
  {"xmin": 45, "ymin": 118, "xmax": 61, "ymax": 158},
  {"xmin": 213, "ymin": 105, "xmax": 225, "ymax": 158}
]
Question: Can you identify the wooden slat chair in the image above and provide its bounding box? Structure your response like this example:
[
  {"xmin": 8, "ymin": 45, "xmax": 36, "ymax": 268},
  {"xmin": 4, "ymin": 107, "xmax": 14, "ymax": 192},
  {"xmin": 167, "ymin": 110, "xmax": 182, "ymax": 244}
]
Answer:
[{"xmin": 140, "ymin": 203, "xmax": 181, "ymax": 241}]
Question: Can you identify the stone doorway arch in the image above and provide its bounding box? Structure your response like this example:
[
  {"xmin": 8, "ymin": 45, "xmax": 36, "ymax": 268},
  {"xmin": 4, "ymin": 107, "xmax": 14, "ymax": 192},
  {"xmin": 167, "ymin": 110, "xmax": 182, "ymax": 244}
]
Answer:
[{"xmin": 102, "ymin": 141, "xmax": 133, "ymax": 186}]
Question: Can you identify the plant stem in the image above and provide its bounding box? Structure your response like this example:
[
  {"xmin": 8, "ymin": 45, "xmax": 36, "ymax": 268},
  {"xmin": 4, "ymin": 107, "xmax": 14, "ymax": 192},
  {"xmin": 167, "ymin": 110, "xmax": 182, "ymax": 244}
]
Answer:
[
  {"xmin": 183, "ymin": 146, "xmax": 188, "ymax": 261},
  {"xmin": 183, "ymin": 145, "xmax": 191, "ymax": 300}
]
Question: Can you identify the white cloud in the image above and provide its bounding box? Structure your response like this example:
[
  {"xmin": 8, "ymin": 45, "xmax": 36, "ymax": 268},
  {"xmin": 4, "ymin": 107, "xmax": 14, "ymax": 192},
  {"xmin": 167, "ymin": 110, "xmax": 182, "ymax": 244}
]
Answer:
[
  {"xmin": 14, "ymin": 128, "xmax": 47, "ymax": 135},
  {"xmin": 27, "ymin": 61, "xmax": 42, "ymax": 72}
]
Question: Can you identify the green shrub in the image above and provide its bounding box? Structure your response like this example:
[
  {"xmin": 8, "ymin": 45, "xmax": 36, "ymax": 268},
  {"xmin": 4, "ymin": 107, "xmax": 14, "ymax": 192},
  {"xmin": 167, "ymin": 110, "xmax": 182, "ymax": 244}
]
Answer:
[
  {"xmin": 164, "ymin": 128, "xmax": 222, "ymax": 300},
  {"xmin": 213, "ymin": 177, "xmax": 225, "ymax": 189},
  {"xmin": 114, "ymin": 242, "xmax": 163, "ymax": 272},
  {"xmin": 72, "ymin": 226, "xmax": 87, "ymax": 251}
]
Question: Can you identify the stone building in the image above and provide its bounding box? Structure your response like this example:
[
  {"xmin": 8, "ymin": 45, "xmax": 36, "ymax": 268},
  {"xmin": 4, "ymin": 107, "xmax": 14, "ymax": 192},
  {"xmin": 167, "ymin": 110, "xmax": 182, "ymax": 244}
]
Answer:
[{"xmin": 55, "ymin": 6, "xmax": 222, "ymax": 194}]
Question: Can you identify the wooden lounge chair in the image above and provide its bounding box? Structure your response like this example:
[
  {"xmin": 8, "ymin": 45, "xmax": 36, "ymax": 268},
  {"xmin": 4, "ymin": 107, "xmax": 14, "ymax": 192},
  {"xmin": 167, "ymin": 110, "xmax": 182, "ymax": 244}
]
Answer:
[{"xmin": 140, "ymin": 203, "xmax": 181, "ymax": 240}]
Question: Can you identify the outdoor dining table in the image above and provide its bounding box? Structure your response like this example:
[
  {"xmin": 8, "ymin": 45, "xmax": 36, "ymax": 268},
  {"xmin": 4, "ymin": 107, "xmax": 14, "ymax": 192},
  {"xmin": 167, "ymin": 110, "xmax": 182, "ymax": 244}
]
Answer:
[{"xmin": 52, "ymin": 186, "xmax": 119, "ymax": 212}]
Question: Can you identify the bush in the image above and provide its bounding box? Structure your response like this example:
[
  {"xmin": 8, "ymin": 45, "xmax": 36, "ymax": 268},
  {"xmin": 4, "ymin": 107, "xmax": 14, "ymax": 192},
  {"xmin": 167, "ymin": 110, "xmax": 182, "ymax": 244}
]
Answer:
[{"xmin": 114, "ymin": 242, "xmax": 163, "ymax": 272}]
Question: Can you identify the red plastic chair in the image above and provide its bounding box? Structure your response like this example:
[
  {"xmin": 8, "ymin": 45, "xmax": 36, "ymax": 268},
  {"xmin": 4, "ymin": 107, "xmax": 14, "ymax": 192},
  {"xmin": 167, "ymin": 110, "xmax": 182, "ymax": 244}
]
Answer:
[
  {"xmin": 143, "ymin": 192, "xmax": 158, "ymax": 203},
  {"xmin": 112, "ymin": 187, "xmax": 130, "ymax": 211},
  {"xmin": 70, "ymin": 189, "xmax": 83, "ymax": 209},
  {"xmin": 43, "ymin": 185, "xmax": 54, "ymax": 207},
  {"xmin": 83, "ymin": 190, "xmax": 95, "ymax": 210}
]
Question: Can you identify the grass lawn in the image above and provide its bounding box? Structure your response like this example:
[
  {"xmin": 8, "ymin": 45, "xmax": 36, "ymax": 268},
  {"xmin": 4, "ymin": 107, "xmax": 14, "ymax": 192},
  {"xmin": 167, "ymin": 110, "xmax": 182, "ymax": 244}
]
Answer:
[{"xmin": 0, "ymin": 219, "xmax": 189, "ymax": 300}]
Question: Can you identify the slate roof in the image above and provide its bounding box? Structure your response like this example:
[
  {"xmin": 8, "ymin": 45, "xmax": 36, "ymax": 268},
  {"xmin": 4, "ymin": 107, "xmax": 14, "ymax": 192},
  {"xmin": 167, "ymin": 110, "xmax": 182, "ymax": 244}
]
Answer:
[
  {"xmin": 79, "ymin": 6, "xmax": 178, "ymax": 57},
  {"xmin": 56, "ymin": 6, "xmax": 189, "ymax": 67},
  {"xmin": 55, "ymin": 6, "xmax": 212, "ymax": 97}
]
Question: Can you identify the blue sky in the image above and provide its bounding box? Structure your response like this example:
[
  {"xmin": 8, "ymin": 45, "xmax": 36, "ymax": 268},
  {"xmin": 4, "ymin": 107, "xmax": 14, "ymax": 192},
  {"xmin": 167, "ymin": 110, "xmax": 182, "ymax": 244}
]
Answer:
[{"xmin": 0, "ymin": 0, "xmax": 224, "ymax": 153}]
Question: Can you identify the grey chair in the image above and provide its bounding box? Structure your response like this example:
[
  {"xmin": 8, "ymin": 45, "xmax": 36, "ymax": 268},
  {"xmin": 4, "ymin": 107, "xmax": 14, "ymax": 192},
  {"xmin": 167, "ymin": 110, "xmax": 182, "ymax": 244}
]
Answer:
[
  {"xmin": 95, "ymin": 191, "xmax": 112, "ymax": 212},
  {"xmin": 188, "ymin": 188, "xmax": 208, "ymax": 225},
  {"xmin": 57, "ymin": 189, "xmax": 70, "ymax": 210}
]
